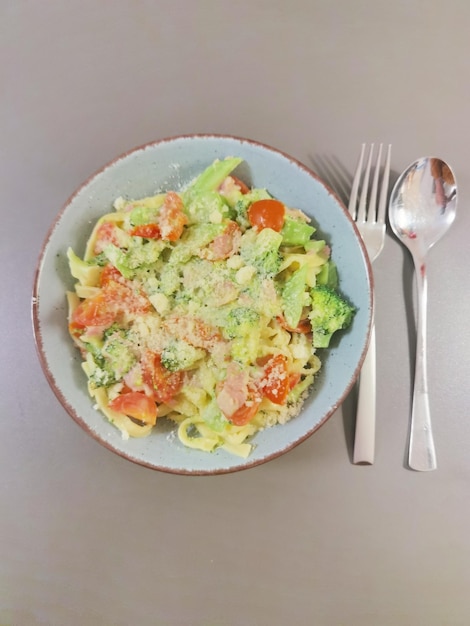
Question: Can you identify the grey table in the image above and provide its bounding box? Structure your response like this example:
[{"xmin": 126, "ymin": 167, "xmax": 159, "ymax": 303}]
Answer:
[{"xmin": 2, "ymin": 2, "xmax": 470, "ymax": 625}]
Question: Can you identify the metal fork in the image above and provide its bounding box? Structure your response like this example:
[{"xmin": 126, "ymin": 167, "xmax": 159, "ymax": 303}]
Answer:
[{"xmin": 349, "ymin": 143, "xmax": 392, "ymax": 464}]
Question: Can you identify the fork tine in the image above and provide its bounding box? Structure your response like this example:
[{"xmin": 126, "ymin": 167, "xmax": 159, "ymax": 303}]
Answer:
[
  {"xmin": 357, "ymin": 144, "xmax": 374, "ymax": 222},
  {"xmin": 368, "ymin": 143, "xmax": 383, "ymax": 222},
  {"xmin": 348, "ymin": 143, "xmax": 366, "ymax": 220},
  {"xmin": 377, "ymin": 144, "xmax": 392, "ymax": 224}
]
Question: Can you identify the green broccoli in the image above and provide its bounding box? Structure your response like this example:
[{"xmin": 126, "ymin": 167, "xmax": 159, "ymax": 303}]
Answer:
[
  {"xmin": 240, "ymin": 228, "xmax": 283, "ymax": 278},
  {"xmin": 308, "ymin": 285, "xmax": 355, "ymax": 348},
  {"xmin": 101, "ymin": 330, "xmax": 137, "ymax": 379},
  {"xmin": 222, "ymin": 307, "xmax": 261, "ymax": 365},
  {"xmin": 223, "ymin": 307, "xmax": 260, "ymax": 339},
  {"xmin": 85, "ymin": 329, "xmax": 137, "ymax": 388},
  {"xmin": 161, "ymin": 339, "xmax": 205, "ymax": 372}
]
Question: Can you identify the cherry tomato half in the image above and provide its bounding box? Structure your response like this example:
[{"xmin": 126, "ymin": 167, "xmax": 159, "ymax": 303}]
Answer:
[
  {"xmin": 229, "ymin": 400, "xmax": 261, "ymax": 426},
  {"xmin": 141, "ymin": 351, "xmax": 183, "ymax": 404},
  {"xmin": 129, "ymin": 223, "xmax": 161, "ymax": 239},
  {"xmin": 109, "ymin": 391, "xmax": 157, "ymax": 425},
  {"xmin": 71, "ymin": 292, "xmax": 116, "ymax": 328},
  {"xmin": 261, "ymin": 354, "xmax": 290, "ymax": 405},
  {"xmin": 158, "ymin": 192, "xmax": 188, "ymax": 242},
  {"xmin": 248, "ymin": 199, "xmax": 285, "ymax": 232}
]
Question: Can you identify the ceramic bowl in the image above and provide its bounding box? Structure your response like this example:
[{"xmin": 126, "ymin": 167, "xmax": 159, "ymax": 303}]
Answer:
[{"xmin": 32, "ymin": 134, "xmax": 372, "ymax": 474}]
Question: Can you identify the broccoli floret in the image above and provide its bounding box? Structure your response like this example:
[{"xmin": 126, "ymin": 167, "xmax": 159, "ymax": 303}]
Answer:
[
  {"xmin": 308, "ymin": 285, "xmax": 355, "ymax": 348},
  {"xmin": 159, "ymin": 262, "xmax": 181, "ymax": 296},
  {"xmin": 240, "ymin": 228, "xmax": 283, "ymax": 278},
  {"xmin": 161, "ymin": 339, "xmax": 205, "ymax": 372},
  {"xmin": 101, "ymin": 330, "xmax": 137, "ymax": 379},
  {"xmin": 87, "ymin": 362, "xmax": 118, "ymax": 388},
  {"xmin": 86, "ymin": 329, "xmax": 137, "ymax": 388},
  {"xmin": 223, "ymin": 307, "xmax": 260, "ymax": 339},
  {"xmin": 223, "ymin": 307, "xmax": 261, "ymax": 365}
]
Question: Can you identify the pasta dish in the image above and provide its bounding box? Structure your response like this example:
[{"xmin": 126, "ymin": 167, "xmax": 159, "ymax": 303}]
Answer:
[{"xmin": 66, "ymin": 157, "xmax": 354, "ymax": 457}]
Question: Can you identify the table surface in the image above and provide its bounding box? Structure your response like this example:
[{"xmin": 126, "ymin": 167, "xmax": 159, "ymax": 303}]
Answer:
[{"xmin": 2, "ymin": 2, "xmax": 470, "ymax": 625}]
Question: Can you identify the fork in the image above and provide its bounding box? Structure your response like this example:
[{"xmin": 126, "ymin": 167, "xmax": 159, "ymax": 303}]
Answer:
[{"xmin": 349, "ymin": 143, "xmax": 392, "ymax": 465}]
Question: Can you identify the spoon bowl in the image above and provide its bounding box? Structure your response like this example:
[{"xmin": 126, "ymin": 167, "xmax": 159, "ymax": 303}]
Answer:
[
  {"xmin": 389, "ymin": 156, "xmax": 457, "ymax": 471},
  {"xmin": 390, "ymin": 157, "xmax": 457, "ymax": 251}
]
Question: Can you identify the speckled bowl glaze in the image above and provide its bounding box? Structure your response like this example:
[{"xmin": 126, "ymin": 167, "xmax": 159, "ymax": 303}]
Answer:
[{"xmin": 32, "ymin": 134, "xmax": 372, "ymax": 475}]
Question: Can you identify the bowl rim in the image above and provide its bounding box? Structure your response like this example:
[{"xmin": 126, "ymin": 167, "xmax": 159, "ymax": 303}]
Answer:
[{"xmin": 32, "ymin": 133, "xmax": 373, "ymax": 475}]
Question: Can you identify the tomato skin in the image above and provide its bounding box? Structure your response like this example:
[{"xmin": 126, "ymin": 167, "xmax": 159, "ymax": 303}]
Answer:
[
  {"xmin": 288, "ymin": 373, "xmax": 301, "ymax": 390},
  {"xmin": 109, "ymin": 391, "xmax": 157, "ymax": 425},
  {"xmin": 158, "ymin": 192, "xmax": 188, "ymax": 241},
  {"xmin": 72, "ymin": 274, "xmax": 150, "ymax": 331},
  {"xmin": 93, "ymin": 221, "xmax": 122, "ymax": 254},
  {"xmin": 68, "ymin": 320, "xmax": 86, "ymax": 339},
  {"xmin": 248, "ymin": 199, "xmax": 285, "ymax": 232},
  {"xmin": 99, "ymin": 264, "xmax": 122, "ymax": 286},
  {"xmin": 103, "ymin": 279, "xmax": 151, "ymax": 316},
  {"xmin": 71, "ymin": 292, "xmax": 116, "ymax": 328},
  {"xmin": 141, "ymin": 351, "xmax": 183, "ymax": 404},
  {"xmin": 229, "ymin": 400, "xmax": 261, "ymax": 426},
  {"xmin": 261, "ymin": 354, "xmax": 290, "ymax": 405},
  {"xmin": 129, "ymin": 223, "xmax": 161, "ymax": 239}
]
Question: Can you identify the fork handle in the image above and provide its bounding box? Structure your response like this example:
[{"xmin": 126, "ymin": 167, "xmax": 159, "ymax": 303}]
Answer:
[{"xmin": 353, "ymin": 322, "xmax": 376, "ymax": 464}]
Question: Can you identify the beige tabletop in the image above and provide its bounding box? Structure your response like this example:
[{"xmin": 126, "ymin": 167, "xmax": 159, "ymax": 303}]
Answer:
[{"xmin": 2, "ymin": 1, "xmax": 470, "ymax": 625}]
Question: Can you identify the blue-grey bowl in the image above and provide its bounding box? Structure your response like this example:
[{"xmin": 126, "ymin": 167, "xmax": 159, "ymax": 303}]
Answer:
[{"xmin": 32, "ymin": 134, "xmax": 372, "ymax": 474}]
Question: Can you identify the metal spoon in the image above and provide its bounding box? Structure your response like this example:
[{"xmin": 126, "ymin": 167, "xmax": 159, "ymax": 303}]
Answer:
[{"xmin": 389, "ymin": 157, "xmax": 457, "ymax": 471}]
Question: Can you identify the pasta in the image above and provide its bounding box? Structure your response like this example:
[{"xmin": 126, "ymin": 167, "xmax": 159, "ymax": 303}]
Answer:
[{"xmin": 66, "ymin": 157, "xmax": 354, "ymax": 457}]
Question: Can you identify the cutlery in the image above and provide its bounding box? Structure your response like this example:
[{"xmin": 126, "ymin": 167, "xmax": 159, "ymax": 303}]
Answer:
[
  {"xmin": 349, "ymin": 143, "xmax": 392, "ymax": 465},
  {"xmin": 389, "ymin": 157, "xmax": 457, "ymax": 471}
]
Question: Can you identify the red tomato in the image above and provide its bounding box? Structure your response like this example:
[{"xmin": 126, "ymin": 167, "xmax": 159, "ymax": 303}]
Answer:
[
  {"xmin": 158, "ymin": 192, "xmax": 188, "ymax": 241},
  {"xmin": 72, "ymin": 276, "xmax": 150, "ymax": 330},
  {"xmin": 104, "ymin": 280, "xmax": 151, "ymax": 316},
  {"xmin": 261, "ymin": 354, "xmax": 290, "ymax": 405},
  {"xmin": 109, "ymin": 391, "xmax": 157, "ymax": 425},
  {"xmin": 141, "ymin": 351, "xmax": 183, "ymax": 404},
  {"xmin": 248, "ymin": 199, "xmax": 285, "ymax": 232},
  {"xmin": 229, "ymin": 400, "xmax": 261, "ymax": 426},
  {"xmin": 71, "ymin": 292, "xmax": 116, "ymax": 328},
  {"xmin": 93, "ymin": 221, "xmax": 122, "ymax": 254},
  {"xmin": 68, "ymin": 320, "xmax": 86, "ymax": 339},
  {"xmin": 99, "ymin": 264, "xmax": 122, "ymax": 286},
  {"xmin": 129, "ymin": 223, "xmax": 161, "ymax": 239},
  {"xmin": 162, "ymin": 316, "xmax": 221, "ymax": 350},
  {"xmin": 288, "ymin": 372, "xmax": 301, "ymax": 390}
]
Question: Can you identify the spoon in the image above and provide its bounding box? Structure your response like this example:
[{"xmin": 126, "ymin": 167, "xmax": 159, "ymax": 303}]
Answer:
[{"xmin": 389, "ymin": 157, "xmax": 457, "ymax": 471}]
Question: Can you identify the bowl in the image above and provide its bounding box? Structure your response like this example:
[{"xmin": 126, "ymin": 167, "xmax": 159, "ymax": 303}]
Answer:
[{"xmin": 32, "ymin": 134, "xmax": 372, "ymax": 474}]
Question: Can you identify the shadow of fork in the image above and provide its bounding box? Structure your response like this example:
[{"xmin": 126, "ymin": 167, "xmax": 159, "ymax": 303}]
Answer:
[{"xmin": 309, "ymin": 153, "xmax": 353, "ymax": 208}]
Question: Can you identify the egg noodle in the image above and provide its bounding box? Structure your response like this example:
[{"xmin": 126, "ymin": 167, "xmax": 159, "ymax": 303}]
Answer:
[{"xmin": 66, "ymin": 157, "xmax": 354, "ymax": 457}]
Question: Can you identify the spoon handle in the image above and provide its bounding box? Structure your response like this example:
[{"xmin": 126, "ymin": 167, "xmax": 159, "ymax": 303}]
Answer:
[{"xmin": 409, "ymin": 255, "xmax": 437, "ymax": 471}]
